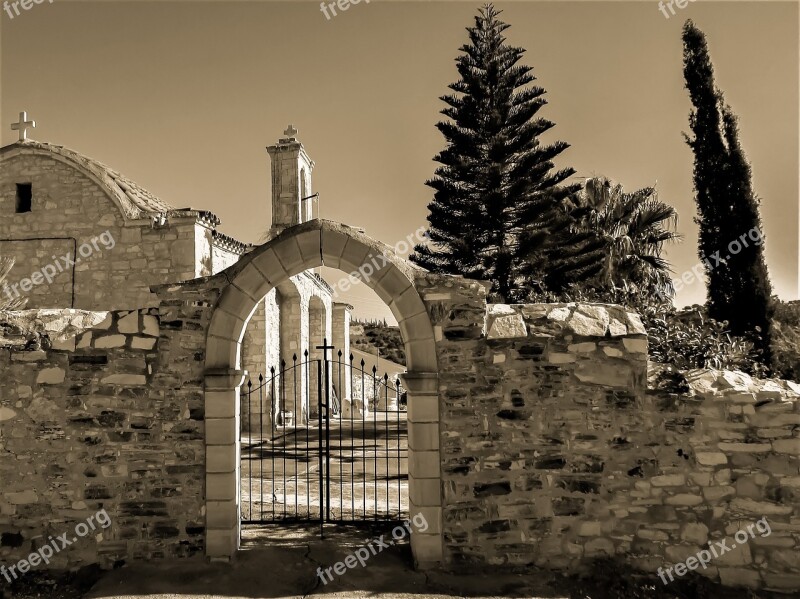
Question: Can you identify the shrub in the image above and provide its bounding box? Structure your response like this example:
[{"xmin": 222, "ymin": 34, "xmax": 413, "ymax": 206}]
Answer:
[
  {"xmin": 641, "ymin": 304, "xmax": 769, "ymax": 377},
  {"xmin": 770, "ymin": 300, "xmax": 800, "ymax": 382}
]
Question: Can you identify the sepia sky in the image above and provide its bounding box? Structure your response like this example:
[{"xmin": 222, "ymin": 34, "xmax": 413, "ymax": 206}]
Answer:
[{"xmin": 1, "ymin": 0, "xmax": 797, "ymax": 322}]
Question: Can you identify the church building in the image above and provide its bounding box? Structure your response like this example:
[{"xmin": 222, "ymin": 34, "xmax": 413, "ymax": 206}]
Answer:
[{"xmin": 0, "ymin": 116, "xmax": 354, "ymax": 424}]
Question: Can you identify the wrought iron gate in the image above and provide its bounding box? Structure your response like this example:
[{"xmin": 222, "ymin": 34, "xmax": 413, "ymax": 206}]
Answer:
[{"xmin": 240, "ymin": 342, "xmax": 408, "ymax": 529}]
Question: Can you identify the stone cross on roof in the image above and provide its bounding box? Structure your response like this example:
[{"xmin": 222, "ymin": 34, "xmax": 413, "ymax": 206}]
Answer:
[
  {"xmin": 11, "ymin": 111, "xmax": 35, "ymax": 142},
  {"xmin": 284, "ymin": 124, "xmax": 298, "ymax": 138}
]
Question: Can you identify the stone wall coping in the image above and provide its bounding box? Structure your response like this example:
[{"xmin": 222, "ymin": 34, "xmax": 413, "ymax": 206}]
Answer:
[
  {"xmin": 485, "ymin": 302, "xmax": 647, "ymax": 339},
  {"xmin": 651, "ymin": 365, "xmax": 800, "ymax": 405}
]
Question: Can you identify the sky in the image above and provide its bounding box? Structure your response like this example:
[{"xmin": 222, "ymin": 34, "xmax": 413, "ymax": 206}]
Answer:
[{"xmin": 2, "ymin": 0, "xmax": 798, "ymax": 322}]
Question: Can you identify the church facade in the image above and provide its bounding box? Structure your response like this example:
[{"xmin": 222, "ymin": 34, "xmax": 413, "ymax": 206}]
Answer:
[{"xmin": 0, "ymin": 123, "xmax": 353, "ymax": 425}]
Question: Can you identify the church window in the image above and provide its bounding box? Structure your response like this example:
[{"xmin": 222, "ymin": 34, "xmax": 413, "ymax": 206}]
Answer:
[{"xmin": 15, "ymin": 183, "xmax": 32, "ymax": 213}]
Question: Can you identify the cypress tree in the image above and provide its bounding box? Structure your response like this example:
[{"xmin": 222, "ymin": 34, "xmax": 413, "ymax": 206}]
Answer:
[
  {"xmin": 682, "ymin": 20, "xmax": 773, "ymax": 351},
  {"xmin": 412, "ymin": 4, "xmax": 583, "ymax": 301}
]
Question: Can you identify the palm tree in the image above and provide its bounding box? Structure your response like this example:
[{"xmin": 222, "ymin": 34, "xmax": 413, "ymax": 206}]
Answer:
[
  {"xmin": 0, "ymin": 257, "xmax": 27, "ymax": 310},
  {"xmin": 571, "ymin": 177, "xmax": 680, "ymax": 301}
]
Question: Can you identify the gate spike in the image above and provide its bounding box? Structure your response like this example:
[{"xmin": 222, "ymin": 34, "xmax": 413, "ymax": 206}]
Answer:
[
  {"xmin": 349, "ymin": 353, "xmax": 354, "ymax": 362},
  {"xmin": 372, "ymin": 365, "xmax": 377, "ymax": 375},
  {"xmin": 270, "ymin": 366, "xmax": 276, "ymax": 376},
  {"xmin": 337, "ymin": 349, "xmax": 342, "ymax": 358},
  {"xmin": 259, "ymin": 373, "xmax": 264, "ymax": 383},
  {"xmin": 280, "ymin": 359, "xmax": 286, "ymax": 369},
  {"xmin": 304, "ymin": 349, "xmax": 309, "ymax": 358},
  {"xmin": 247, "ymin": 379, "xmax": 252, "ymax": 389},
  {"xmin": 360, "ymin": 358, "xmax": 365, "ymax": 367},
  {"xmin": 384, "ymin": 373, "xmax": 389, "ymax": 382},
  {"xmin": 293, "ymin": 353, "xmax": 297, "ymax": 362}
]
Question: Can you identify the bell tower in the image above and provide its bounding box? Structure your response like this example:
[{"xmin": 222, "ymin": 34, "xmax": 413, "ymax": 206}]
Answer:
[{"xmin": 267, "ymin": 125, "xmax": 316, "ymax": 237}]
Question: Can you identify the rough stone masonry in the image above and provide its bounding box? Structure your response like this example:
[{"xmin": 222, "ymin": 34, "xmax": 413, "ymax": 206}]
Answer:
[
  {"xmin": 0, "ymin": 267, "xmax": 798, "ymax": 592},
  {"xmin": 416, "ymin": 274, "xmax": 799, "ymax": 592}
]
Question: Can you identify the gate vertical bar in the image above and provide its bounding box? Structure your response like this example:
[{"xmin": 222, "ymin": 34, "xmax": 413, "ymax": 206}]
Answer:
[
  {"xmin": 360, "ymin": 358, "xmax": 366, "ymax": 519},
  {"xmin": 396, "ymin": 379, "xmax": 402, "ymax": 518},
  {"xmin": 270, "ymin": 369, "xmax": 276, "ymax": 522},
  {"xmin": 339, "ymin": 371, "xmax": 343, "ymax": 519},
  {"xmin": 372, "ymin": 367, "xmax": 378, "ymax": 521},
  {"xmin": 259, "ymin": 376, "xmax": 264, "ymax": 522},
  {"xmin": 323, "ymin": 341, "xmax": 332, "ymax": 522},
  {"xmin": 247, "ymin": 379, "xmax": 252, "ymax": 521},
  {"xmin": 305, "ymin": 351, "xmax": 311, "ymax": 520},
  {"xmin": 281, "ymin": 359, "xmax": 286, "ymax": 519},
  {"xmin": 294, "ymin": 354, "xmax": 298, "ymax": 518},
  {"xmin": 317, "ymin": 359, "xmax": 324, "ymax": 537},
  {"xmin": 384, "ymin": 373, "xmax": 389, "ymax": 519},
  {"xmin": 346, "ymin": 352, "xmax": 354, "ymax": 520}
]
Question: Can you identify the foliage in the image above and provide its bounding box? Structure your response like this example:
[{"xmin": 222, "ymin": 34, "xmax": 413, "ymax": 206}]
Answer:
[
  {"xmin": 568, "ymin": 176, "xmax": 680, "ymax": 301},
  {"xmin": 769, "ymin": 300, "xmax": 800, "ymax": 383},
  {"xmin": 521, "ymin": 281, "xmax": 668, "ymax": 314},
  {"xmin": 682, "ymin": 20, "xmax": 773, "ymax": 359},
  {"xmin": 641, "ymin": 304, "xmax": 769, "ymax": 377},
  {"xmin": 411, "ymin": 4, "xmax": 591, "ymax": 302},
  {"xmin": 350, "ymin": 321, "xmax": 406, "ymax": 366},
  {"xmin": 652, "ymin": 364, "xmax": 691, "ymax": 395}
]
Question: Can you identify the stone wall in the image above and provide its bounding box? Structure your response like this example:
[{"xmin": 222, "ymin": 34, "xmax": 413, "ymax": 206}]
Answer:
[
  {"xmin": 2, "ymin": 263, "xmax": 798, "ymax": 592},
  {"xmin": 639, "ymin": 367, "xmax": 800, "ymax": 590},
  {"xmin": 211, "ymin": 244, "xmax": 242, "ymax": 275},
  {"xmin": 416, "ymin": 274, "xmax": 800, "ymax": 591},
  {"xmin": 0, "ymin": 306, "xmax": 206, "ymax": 570}
]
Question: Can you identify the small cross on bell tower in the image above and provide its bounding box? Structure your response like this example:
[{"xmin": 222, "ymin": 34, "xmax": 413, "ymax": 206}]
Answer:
[{"xmin": 282, "ymin": 124, "xmax": 298, "ymax": 141}]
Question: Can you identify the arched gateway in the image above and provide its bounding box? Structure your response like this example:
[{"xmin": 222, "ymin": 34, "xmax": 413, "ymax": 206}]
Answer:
[{"xmin": 203, "ymin": 219, "xmax": 442, "ymax": 566}]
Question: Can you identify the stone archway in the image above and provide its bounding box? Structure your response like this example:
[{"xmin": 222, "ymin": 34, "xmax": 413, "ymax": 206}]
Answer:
[{"xmin": 203, "ymin": 220, "xmax": 441, "ymax": 567}]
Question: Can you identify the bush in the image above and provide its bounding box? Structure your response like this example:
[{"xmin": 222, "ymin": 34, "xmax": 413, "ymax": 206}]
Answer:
[
  {"xmin": 770, "ymin": 300, "xmax": 800, "ymax": 382},
  {"xmin": 641, "ymin": 304, "xmax": 769, "ymax": 377},
  {"xmin": 522, "ymin": 283, "xmax": 666, "ymax": 314}
]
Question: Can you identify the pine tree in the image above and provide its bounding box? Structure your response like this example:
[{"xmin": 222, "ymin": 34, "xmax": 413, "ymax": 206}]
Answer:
[
  {"xmin": 682, "ymin": 20, "xmax": 773, "ymax": 353},
  {"xmin": 412, "ymin": 4, "xmax": 584, "ymax": 301}
]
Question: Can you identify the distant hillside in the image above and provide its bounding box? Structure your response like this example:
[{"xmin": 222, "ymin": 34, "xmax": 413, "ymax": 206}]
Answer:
[{"xmin": 350, "ymin": 321, "xmax": 406, "ymax": 366}]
